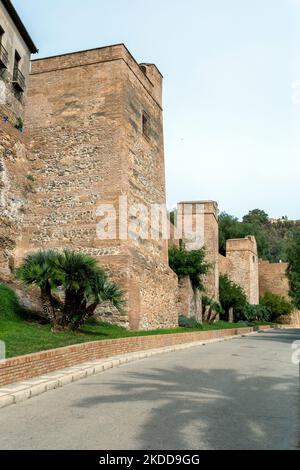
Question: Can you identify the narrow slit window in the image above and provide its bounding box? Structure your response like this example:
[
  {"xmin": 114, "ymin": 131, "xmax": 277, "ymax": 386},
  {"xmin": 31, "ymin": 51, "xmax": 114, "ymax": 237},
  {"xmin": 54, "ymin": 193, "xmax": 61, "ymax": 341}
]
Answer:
[
  {"xmin": 12, "ymin": 50, "xmax": 25, "ymax": 93},
  {"xmin": 14, "ymin": 50, "xmax": 21, "ymax": 75},
  {"xmin": 0, "ymin": 26, "xmax": 4, "ymax": 43},
  {"xmin": 142, "ymin": 112, "xmax": 150, "ymax": 139},
  {"xmin": 0, "ymin": 26, "xmax": 8, "ymax": 69}
]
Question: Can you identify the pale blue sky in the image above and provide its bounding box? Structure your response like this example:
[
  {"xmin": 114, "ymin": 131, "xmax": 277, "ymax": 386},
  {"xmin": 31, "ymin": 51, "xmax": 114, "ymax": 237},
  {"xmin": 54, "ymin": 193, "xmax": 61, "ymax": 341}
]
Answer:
[{"xmin": 14, "ymin": 0, "xmax": 300, "ymax": 219}]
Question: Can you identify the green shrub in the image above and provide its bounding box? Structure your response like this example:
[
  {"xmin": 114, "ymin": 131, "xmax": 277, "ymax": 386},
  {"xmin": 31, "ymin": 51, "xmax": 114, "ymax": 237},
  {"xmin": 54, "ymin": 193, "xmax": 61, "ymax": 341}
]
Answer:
[
  {"xmin": 237, "ymin": 304, "xmax": 271, "ymax": 323},
  {"xmin": 286, "ymin": 234, "xmax": 300, "ymax": 309},
  {"xmin": 169, "ymin": 246, "xmax": 210, "ymax": 290},
  {"xmin": 202, "ymin": 296, "xmax": 221, "ymax": 310},
  {"xmin": 260, "ymin": 292, "xmax": 293, "ymax": 321},
  {"xmin": 14, "ymin": 117, "xmax": 24, "ymax": 132},
  {"xmin": 26, "ymin": 174, "xmax": 35, "ymax": 182},
  {"xmin": 219, "ymin": 274, "xmax": 247, "ymax": 320},
  {"xmin": 178, "ymin": 315, "xmax": 203, "ymax": 329},
  {"xmin": 0, "ymin": 284, "xmax": 23, "ymax": 321}
]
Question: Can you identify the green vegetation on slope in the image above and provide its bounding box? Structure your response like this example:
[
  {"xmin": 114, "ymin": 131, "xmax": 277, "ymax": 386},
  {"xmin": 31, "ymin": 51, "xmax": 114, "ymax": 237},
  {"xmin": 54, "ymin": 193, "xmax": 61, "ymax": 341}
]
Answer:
[
  {"xmin": 0, "ymin": 284, "xmax": 25, "ymax": 321},
  {"xmin": 0, "ymin": 284, "xmax": 254, "ymax": 359}
]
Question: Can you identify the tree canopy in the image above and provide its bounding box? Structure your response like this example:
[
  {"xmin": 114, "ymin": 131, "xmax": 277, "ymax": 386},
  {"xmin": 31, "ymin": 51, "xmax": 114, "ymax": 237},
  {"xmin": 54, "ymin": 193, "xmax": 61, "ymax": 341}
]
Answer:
[
  {"xmin": 168, "ymin": 245, "xmax": 210, "ymax": 290},
  {"xmin": 286, "ymin": 233, "xmax": 300, "ymax": 309},
  {"xmin": 219, "ymin": 274, "xmax": 247, "ymax": 316},
  {"xmin": 219, "ymin": 209, "xmax": 300, "ymax": 262}
]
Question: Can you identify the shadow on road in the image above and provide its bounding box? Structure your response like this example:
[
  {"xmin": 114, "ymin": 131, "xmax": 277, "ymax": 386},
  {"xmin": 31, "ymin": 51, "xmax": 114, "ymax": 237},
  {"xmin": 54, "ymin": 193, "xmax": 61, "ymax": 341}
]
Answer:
[
  {"xmin": 74, "ymin": 356, "xmax": 300, "ymax": 449},
  {"xmin": 245, "ymin": 328, "xmax": 300, "ymax": 345}
]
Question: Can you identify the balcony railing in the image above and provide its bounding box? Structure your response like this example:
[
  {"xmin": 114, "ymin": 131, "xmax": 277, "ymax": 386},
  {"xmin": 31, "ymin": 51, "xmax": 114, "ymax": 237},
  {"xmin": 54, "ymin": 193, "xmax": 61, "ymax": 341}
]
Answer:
[
  {"xmin": 0, "ymin": 44, "xmax": 9, "ymax": 69},
  {"xmin": 12, "ymin": 65, "xmax": 25, "ymax": 92}
]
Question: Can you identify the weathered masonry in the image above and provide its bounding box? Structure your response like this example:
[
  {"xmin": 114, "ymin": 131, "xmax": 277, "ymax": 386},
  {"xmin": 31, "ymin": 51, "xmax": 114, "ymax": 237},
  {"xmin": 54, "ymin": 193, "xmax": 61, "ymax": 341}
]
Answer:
[
  {"xmin": 20, "ymin": 44, "xmax": 178, "ymax": 330},
  {"xmin": 219, "ymin": 236, "xmax": 259, "ymax": 305},
  {"xmin": 0, "ymin": 1, "xmax": 298, "ymax": 331}
]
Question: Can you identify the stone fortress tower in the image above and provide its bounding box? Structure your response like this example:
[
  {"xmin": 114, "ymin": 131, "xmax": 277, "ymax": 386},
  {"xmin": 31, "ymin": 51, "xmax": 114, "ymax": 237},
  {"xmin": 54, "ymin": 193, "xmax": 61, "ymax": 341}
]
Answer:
[
  {"xmin": 220, "ymin": 236, "xmax": 260, "ymax": 305},
  {"xmin": 177, "ymin": 201, "xmax": 219, "ymax": 301},
  {"xmin": 19, "ymin": 44, "xmax": 178, "ymax": 330}
]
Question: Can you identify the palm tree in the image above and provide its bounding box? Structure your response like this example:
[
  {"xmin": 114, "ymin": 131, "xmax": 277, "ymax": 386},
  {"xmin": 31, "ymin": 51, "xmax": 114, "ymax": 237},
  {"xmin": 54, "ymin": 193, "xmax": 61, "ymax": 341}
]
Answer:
[
  {"xmin": 17, "ymin": 250, "xmax": 125, "ymax": 331},
  {"xmin": 16, "ymin": 250, "xmax": 60, "ymax": 327}
]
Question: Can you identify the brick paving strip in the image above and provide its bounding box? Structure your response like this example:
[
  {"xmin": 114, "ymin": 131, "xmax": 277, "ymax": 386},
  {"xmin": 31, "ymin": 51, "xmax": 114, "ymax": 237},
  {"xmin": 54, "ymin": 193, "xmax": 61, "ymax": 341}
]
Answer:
[{"xmin": 2, "ymin": 326, "xmax": 294, "ymax": 410}]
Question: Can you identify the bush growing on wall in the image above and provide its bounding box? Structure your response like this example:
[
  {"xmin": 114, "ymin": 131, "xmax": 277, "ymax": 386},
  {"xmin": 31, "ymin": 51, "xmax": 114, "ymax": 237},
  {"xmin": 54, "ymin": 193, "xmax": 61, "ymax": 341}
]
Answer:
[
  {"xmin": 169, "ymin": 245, "xmax": 210, "ymax": 290},
  {"xmin": 260, "ymin": 292, "xmax": 293, "ymax": 321}
]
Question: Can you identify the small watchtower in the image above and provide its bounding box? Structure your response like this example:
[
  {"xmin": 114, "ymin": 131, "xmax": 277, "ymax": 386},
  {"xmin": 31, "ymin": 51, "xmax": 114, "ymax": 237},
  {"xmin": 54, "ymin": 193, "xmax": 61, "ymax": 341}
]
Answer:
[{"xmin": 226, "ymin": 236, "xmax": 259, "ymax": 304}]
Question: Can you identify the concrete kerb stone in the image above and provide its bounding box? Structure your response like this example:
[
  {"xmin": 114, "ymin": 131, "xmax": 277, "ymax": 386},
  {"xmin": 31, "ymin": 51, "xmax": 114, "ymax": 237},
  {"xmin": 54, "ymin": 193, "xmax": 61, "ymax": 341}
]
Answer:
[
  {"xmin": 0, "ymin": 394, "xmax": 14, "ymax": 408},
  {"xmin": 0, "ymin": 330, "xmax": 260, "ymax": 409}
]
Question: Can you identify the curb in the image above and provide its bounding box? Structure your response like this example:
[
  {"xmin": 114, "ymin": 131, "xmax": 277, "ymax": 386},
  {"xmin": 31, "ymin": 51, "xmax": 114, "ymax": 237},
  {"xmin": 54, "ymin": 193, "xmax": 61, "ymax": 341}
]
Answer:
[{"xmin": 0, "ymin": 331, "xmax": 258, "ymax": 410}]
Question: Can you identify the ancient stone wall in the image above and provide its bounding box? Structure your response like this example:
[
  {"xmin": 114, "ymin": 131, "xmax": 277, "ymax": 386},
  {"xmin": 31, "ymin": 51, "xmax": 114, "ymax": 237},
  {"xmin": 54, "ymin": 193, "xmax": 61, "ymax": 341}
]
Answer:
[
  {"xmin": 201, "ymin": 201, "xmax": 219, "ymax": 301},
  {"xmin": 177, "ymin": 201, "xmax": 219, "ymax": 301},
  {"xmin": 218, "ymin": 253, "xmax": 232, "ymax": 277},
  {"xmin": 177, "ymin": 276, "xmax": 202, "ymax": 322},
  {"xmin": 225, "ymin": 236, "xmax": 259, "ymax": 304},
  {"xmin": 19, "ymin": 44, "xmax": 178, "ymax": 330},
  {"xmin": 259, "ymin": 260, "xmax": 289, "ymax": 300},
  {"xmin": 290, "ymin": 311, "xmax": 300, "ymax": 326},
  {"xmin": 168, "ymin": 221, "xmax": 180, "ymax": 248},
  {"xmin": 258, "ymin": 260, "xmax": 300, "ymax": 325}
]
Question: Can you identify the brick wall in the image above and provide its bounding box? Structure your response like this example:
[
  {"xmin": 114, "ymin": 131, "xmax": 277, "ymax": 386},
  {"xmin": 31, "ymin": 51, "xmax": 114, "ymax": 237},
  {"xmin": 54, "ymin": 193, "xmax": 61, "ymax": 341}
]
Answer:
[{"xmin": 0, "ymin": 326, "xmax": 264, "ymax": 387}]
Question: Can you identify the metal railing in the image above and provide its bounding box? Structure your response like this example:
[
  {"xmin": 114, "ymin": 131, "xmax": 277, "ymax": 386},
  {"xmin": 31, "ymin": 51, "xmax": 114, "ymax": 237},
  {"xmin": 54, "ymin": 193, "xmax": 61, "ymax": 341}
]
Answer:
[
  {"xmin": 0, "ymin": 43, "xmax": 9, "ymax": 68},
  {"xmin": 13, "ymin": 65, "xmax": 25, "ymax": 91}
]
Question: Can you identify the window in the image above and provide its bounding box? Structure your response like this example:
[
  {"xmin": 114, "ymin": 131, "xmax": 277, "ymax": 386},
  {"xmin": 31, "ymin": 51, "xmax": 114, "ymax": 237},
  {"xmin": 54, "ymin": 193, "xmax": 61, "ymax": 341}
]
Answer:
[
  {"xmin": 12, "ymin": 50, "xmax": 25, "ymax": 93},
  {"xmin": 142, "ymin": 112, "xmax": 150, "ymax": 139},
  {"xmin": 14, "ymin": 50, "xmax": 21, "ymax": 75},
  {"xmin": 0, "ymin": 26, "xmax": 8, "ymax": 70},
  {"xmin": 0, "ymin": 26, "xmax": 4, "ymax": 43},
  {"xmin": 140, "ymin": 65, "xmax": 147, "ymax": 76}
]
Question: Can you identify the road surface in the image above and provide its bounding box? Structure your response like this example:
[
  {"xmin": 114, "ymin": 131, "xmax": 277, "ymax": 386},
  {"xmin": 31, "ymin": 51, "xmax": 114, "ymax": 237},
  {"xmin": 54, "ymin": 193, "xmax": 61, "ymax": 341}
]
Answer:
[{"xmin": 0, "ymin": 329, "xmax": 299, "ymax": 450}]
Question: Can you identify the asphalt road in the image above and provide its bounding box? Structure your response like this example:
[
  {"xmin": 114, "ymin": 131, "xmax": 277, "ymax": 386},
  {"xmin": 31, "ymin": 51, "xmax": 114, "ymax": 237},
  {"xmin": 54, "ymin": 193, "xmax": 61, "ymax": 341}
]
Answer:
[{"xmin": 0, "ymin": 329, "xmax": 299, "ymax": 450}]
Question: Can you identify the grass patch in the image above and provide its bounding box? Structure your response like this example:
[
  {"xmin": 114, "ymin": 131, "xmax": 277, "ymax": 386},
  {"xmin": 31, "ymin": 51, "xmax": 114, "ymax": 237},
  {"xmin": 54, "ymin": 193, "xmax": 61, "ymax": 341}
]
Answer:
[
  {"xmin": 0, "ymin": 284, "xmax": 24, "ymax": 321},
  {"xmin": 0, "ymin": 284, "xmax": 263, "ymax": 359},
  {"xmin": 1, "ymin": 319, "xmax": 246, "ymax": 359}
]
